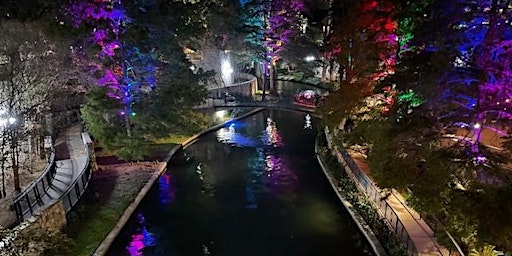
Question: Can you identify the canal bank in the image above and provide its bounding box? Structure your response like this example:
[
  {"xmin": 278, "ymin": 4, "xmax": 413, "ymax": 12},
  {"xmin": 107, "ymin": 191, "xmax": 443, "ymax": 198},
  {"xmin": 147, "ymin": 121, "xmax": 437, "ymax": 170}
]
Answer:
[
  {"xmin": 315, "ymin": 136, "xmax": 388, "ymax": 256},
  {"xmin": 92, "ymin": 108, "xmax": 265, "ymax": 256}
]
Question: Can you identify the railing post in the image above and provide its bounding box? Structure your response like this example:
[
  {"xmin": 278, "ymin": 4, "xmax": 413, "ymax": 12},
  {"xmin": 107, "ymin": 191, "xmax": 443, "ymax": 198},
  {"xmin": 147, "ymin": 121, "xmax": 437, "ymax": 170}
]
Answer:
[
  {"xmin": 34, "ymin": 186, "xmax": 43, "ymax": 206},
  {"xmin": 14, "ymin": 202, "xmax": 22, "ymax": 221},
  {"xmin": 25, "ymin": 194, "xmax": 32, "ymax": 215}
]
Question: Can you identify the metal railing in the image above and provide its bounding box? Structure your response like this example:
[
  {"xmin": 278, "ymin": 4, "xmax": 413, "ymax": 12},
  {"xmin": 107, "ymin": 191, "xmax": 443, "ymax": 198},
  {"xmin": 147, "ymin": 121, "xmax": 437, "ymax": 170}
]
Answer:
[
  {"xmin": 325, "ymin": 129, "xmax": 419, "ymax": 256},
  {"xmin": 12, "ymin": 151, "xmax": 57, "ymax": 221},
  {"xmin": 11, "ymin": 129, "xmax": 93, "ymax": 222},
  {"xmin": 61, "ymin": 148, "xmax": 91, "ymax": 215},
  {"xmin": 196, "ymin": 97, "xmax": 317, "ymax": 114},
  {"xmin": 325, "ymin": 128, "xmax": 464, "ymax": 256},
  {"xmin": 335, "ymin": 144, "xmax": 419, "ymax": 256}
]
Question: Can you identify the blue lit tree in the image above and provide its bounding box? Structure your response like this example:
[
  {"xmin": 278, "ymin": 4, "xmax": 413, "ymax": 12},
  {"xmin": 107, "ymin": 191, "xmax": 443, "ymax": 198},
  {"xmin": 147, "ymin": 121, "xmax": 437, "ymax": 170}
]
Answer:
[
  {"xmin": 239, "ymin": 0, "xmax": 305, "ymax": 98},
  {"xmin": 66, "ymin": 0, "xmax": 209, "ymax": 160}
]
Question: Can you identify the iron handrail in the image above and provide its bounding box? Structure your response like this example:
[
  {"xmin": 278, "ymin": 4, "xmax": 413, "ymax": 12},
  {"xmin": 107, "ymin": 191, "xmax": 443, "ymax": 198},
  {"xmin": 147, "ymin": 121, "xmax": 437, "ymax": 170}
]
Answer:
[
  {"xmin": 325, "ymin": 129, "xmax": 420, "ymax": 255},
  {"xmin": 60, "ymin": 138, "xmax": 92, "ymax": 214},
  {"xmin": 12, "ymin": 151, "xmax": 56, "ymax": 202},
  {"xmin": 12, "ymin": 151, "xmax": 57, "ymax": 220}
]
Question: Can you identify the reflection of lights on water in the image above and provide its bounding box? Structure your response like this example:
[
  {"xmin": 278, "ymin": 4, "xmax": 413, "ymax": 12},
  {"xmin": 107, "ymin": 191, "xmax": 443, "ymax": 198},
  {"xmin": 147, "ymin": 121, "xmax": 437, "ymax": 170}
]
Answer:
[
  {"xmin": 216, "ymin": 125, "xmax": 257, "ymax": 147},
  {"xmin": 304, "ymin": 114, "xmax": 312, "ymax": 129},
  {"xmin": 262, "ymin": 117, "xmax": 283, "ymax": 147},
  {"xmin": 158, "ymin": 172, "xmax": 176, "ymax": 205},
  {"xmin": 265, "ymin": 155, "xmax": 280, "ymax": 174},
  {"xmin": 127, "ymin": 234, "xmax": 145, "ymax": 256},
  {"xmin": 126, "ymin": 214, "xmax": 156, "ymax": 256}
]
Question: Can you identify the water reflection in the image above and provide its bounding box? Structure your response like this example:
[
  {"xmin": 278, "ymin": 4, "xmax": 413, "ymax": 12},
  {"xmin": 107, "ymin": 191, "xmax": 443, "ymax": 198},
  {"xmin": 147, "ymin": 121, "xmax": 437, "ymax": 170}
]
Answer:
[
  {"xmin": 217, "ymin": 116, "xmax": 298, "ymax": 209},
  {"xmin": 126, "ymin": 214, "xmax": 156, "ymax": 256},
  {"xmin": 158, "ymin": 173, "xmax": 176, "ymax": 206},
  {"xmin": 216, "ymin": 123, "xmax": 258, "ymax": 147},
  {"xmin": 261, "ymin": 117, "xmax": 283, "ymax": 147},
  {"xmin": 107, "ymin": 110, "xmax": 374, "ymax": 256}
]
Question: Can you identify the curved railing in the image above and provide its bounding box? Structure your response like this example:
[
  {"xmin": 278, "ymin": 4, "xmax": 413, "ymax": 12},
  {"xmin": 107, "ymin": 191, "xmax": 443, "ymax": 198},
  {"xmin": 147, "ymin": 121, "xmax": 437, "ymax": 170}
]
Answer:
[
  {"xmin": 61, "ymin": 135, "xmax": 92, "ymax": 215},
  {"xmin": 333, "ymin": 143, "xmax": 419, "ymax": 256},
  {"xmin": 12, "ymin": 151, "xmax": 57, "ymax": 222},
  {"xmin": 325, "ymin": 128, "xmax": 463, "ymax": 256}
]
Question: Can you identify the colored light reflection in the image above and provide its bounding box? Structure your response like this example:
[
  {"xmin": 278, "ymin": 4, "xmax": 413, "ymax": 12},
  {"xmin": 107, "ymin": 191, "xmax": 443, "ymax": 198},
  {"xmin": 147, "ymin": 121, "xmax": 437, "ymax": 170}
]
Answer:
[
  {"xmin": 126, "ymin": 214, "xmax": 156, "ymax": 256},
  {"xmin": 158, "ymin": 172, "xmax": 176, "ymax": 206},
  {"xmin": 261, "ymin": 117, "xmax": 283, "ymax": 147},
  {"xmin": 216, "ymin": 124, "xmax": 258, "ymax": 147},
  {"xmin": 264, "ymin": 154, "xmax": 298, "ymax": 199}
]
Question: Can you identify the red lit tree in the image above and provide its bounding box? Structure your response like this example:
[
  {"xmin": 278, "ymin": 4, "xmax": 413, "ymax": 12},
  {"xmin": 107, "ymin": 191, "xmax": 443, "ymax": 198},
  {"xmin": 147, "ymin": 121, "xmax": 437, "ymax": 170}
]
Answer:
[{"xmin": 319, "ymin": 0, "xmax": 398, "ymax": 126}]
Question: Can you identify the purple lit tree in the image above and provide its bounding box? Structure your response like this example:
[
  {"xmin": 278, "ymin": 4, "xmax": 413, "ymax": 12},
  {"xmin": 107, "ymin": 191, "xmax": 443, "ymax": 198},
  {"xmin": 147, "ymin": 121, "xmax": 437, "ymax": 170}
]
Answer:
[
  {"xmin": 67, "ymin": 0, "xmax": 157, "ymax": 137},
  {"xmin": 263, "ymin": 0, "xmax": 305, "ymax": 92},
  {"xmin": 65, "ymin": 0, "xmax": 211, "ymax": 160},
  {"xmin": 436, "ymin": 0, "xmax": 512, "ymax": 155}
]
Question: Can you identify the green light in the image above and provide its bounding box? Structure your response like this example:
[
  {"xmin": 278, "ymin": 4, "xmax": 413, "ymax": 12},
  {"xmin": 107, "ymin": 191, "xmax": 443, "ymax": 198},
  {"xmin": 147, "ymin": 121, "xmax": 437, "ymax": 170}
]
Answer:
[{"xmin": 131, "ymin": 112, "xmax": 136, "ymax": 116}]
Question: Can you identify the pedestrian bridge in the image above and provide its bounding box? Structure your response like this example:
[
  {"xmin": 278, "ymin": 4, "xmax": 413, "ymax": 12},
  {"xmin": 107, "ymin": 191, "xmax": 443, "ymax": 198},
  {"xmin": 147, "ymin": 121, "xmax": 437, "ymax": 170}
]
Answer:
[
  {"xmin": 195, "ymin": 97, "xmax": 317, "ymax": 114},
  {"xmin": 11, "ymin": 124, "xmax": 92, "ymax": 223}
]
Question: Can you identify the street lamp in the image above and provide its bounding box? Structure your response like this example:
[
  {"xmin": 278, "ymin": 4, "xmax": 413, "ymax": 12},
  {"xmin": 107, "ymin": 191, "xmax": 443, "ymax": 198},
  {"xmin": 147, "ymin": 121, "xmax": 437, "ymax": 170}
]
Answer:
[
  {"xmin": 221, "ymin": 58, "xmax": 234, "ymax": 87},
  {"xmin": 304, "ymin": 55, "xmax": 315, "ymax": 62}
]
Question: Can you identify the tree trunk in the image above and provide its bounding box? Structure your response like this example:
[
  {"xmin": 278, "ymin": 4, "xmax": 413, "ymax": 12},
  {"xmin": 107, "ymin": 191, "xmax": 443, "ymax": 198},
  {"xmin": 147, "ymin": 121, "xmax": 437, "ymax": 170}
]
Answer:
[
  {"xmin": 1, "ymin": 137, "xmax": 5, "ymax": 198},
  {"xmin": 321, "ymin": 60, "xmax": 327, "ymax": 81},
  {"xmin": 124, "ymin": 106, "xmax": 132, "ymax": 137},
  {"xmin": 11, "ymin": 130, "xmax": 20, "ymax": 192},
  {"xmin": 259, "ymin": 62, "xmax": 267, "ymax": 101},
  {"xmin": 269, "ymin": 63, "xmax": 275, "ymax": 96}
]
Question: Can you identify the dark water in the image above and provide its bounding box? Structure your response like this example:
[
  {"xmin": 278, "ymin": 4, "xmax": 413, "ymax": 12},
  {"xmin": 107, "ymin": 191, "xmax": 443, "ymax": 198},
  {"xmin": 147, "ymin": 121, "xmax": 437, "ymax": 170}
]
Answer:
[{"xmin": 106, "ymin": 109, "xmax": 374, "ymax": 256}]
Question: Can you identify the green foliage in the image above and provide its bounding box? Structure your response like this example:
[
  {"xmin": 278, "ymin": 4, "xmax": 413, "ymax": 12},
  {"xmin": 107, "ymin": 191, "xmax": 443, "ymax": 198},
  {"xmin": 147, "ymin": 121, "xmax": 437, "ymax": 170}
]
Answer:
[{"xmin": 469, "ymin": 244, "xmax": 501, "ymax": 256}]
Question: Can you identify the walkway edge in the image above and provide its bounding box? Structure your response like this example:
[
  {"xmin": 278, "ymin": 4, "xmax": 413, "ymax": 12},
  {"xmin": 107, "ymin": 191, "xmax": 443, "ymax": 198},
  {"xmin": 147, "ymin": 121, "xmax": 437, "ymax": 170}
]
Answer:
[
  {"xmin": 315, "ymin": 137, "xmax": 388, "ymax": 256},
  {"xmin": 92, "ymin": 108, "xmax": 265, "ymax": 256}
]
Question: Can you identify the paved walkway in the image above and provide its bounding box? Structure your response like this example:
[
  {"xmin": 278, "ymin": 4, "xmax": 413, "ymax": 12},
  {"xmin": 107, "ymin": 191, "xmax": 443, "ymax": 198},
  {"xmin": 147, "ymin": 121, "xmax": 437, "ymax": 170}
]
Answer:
[
  {"xmin": 19, "ymin": 123, "xmax": 88, "ymax": 221},
  {"xmin": 352, "ymin": 155, "xmax": 450, "ymax": 256},
  {"xmin": 350, "ymin": 155, "xmax": 452, "ymax": 256}
]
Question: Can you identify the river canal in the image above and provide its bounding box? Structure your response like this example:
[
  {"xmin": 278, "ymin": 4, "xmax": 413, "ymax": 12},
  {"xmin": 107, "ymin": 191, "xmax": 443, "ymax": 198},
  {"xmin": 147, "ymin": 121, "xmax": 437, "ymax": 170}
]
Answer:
[{"xmin": 106, "ymin": 109, "xmax": 373, "ymax": 256}]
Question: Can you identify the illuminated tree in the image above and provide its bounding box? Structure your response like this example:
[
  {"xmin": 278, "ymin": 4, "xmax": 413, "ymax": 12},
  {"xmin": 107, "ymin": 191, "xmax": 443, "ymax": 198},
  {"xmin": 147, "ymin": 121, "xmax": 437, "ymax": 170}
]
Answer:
[
  {"xmin": 319, "ymin": 0, "xmax": 398, "ymax": 126},
  {"xmin": 66, "ymin": 0, "xmax": 209, "ymax": 160},
  {"xmin": 240, "ymin": 0, "xmax": 305, "ymax": 98}
]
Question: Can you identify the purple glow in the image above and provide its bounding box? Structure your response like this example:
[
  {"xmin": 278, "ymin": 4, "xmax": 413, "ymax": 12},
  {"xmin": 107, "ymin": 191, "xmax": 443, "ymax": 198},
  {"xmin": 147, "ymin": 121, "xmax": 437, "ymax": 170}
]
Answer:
[
  {"xmin": 265, "ymin": 154, "xmax": 298, "ymax": 198},
  {"xmin": 158, "ymin": 172, "xmax": 176, "ymax": 205},
  {"xmin": 68, "ymin": 0, "xmax": 156, "ymax": 120},
  {"xmin": 126, "ymin": 213, "xmax": 156, "ymax": 256}
]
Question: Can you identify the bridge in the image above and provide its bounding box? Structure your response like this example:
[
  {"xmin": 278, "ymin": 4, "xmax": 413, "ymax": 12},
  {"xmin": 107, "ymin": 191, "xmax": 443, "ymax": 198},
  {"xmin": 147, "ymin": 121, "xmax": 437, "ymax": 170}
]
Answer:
[
  {"xmin": 195, "ymin": 97, "xmax": 317, "ymax": 114},
  {"xmin": 11, "ymin": 124, "xmax": 92, "ymax": 223}
]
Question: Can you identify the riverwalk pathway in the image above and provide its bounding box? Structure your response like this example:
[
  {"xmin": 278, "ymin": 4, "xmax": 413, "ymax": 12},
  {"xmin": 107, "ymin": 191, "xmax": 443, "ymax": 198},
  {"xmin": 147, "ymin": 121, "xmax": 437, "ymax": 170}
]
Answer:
[
  {"xmin": 332, "ymin": 122, "xmax": 511, "ymax": 255},
  {"xmin": 16, "ymin": 123, "xmax": 88, "ymax": 221},
  {"xmin": 326, "ymin": 129, "xmax": 454, "ymax": 256},
  {"xmin": 352, "ymin": 156, "xmax": 451, "ymax": 256}
]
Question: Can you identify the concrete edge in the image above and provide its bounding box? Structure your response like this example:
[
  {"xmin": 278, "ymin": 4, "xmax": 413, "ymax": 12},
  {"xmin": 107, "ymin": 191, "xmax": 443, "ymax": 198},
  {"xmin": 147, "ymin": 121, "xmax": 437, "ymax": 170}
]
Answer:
[
  {"xmin": 92, "ymin": 108, "xmax": 265, "ymax": 256},
  {"xmin": 315, "ymin": 136, "xmax": 388, "ymax": 256}
]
